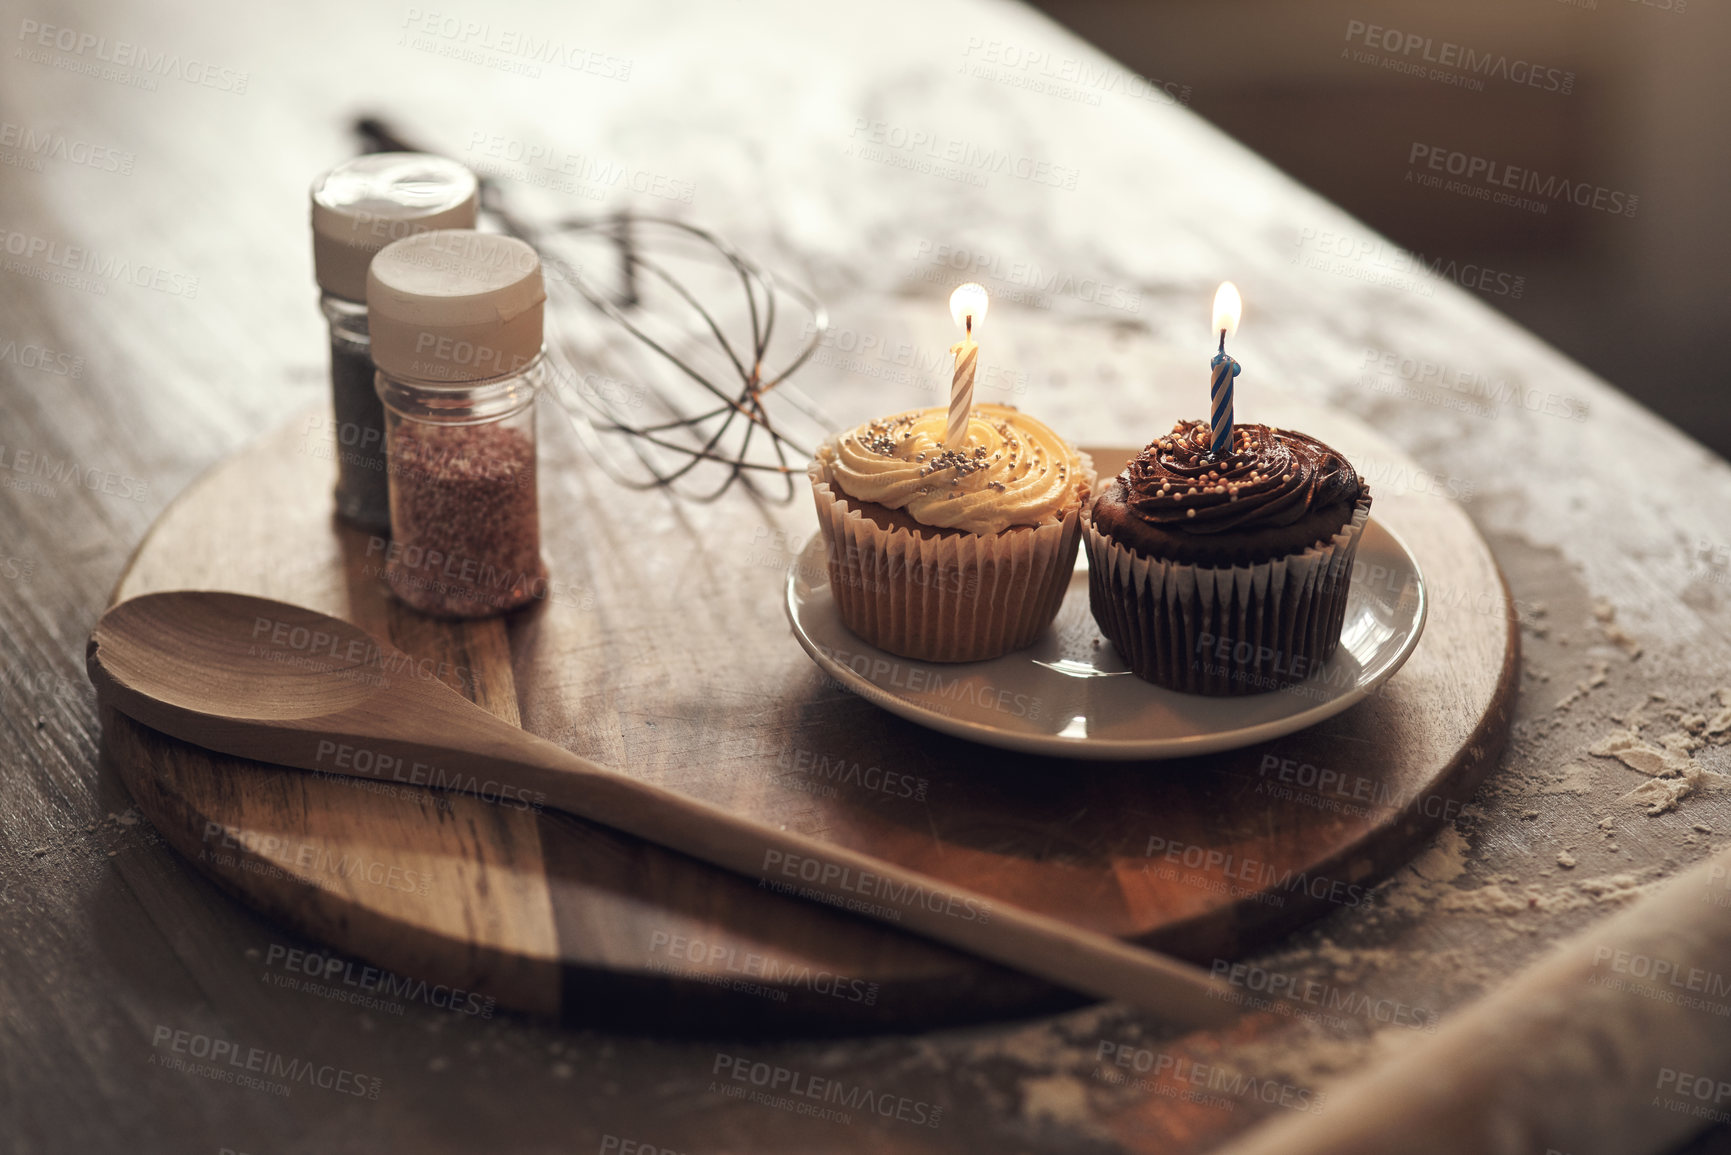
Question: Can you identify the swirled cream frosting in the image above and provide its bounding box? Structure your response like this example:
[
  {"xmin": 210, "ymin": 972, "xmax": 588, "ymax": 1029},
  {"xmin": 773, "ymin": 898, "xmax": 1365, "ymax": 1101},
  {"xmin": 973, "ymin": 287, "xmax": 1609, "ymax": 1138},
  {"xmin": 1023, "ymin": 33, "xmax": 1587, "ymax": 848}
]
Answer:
[{"xmin": 818, "ymin": 404, "xmax": 1085, "ymax": 535}]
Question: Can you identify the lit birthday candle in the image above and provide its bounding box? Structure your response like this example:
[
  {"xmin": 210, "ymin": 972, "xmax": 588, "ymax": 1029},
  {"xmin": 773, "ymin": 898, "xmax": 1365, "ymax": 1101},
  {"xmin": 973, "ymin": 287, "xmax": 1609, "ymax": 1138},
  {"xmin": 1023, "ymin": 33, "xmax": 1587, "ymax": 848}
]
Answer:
[
  {"xmin": 945, "ymin": 282, "xmax": 988, "ymax": 450},
  {"xmin": 1209, "ymin": 281, "xmax": 1242, "ymax": 458}
]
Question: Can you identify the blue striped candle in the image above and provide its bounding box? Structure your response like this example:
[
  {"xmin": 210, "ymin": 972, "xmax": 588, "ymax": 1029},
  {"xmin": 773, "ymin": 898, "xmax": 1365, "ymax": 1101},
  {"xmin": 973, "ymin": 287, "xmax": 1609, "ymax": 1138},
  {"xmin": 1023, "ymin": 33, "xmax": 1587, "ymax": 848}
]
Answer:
[
  {"xmin": 1209, "ymin": 281, "xmax": 1243, "ymax": 457},
  {"xmin": 1210, "ymin": 347, "xmax": 1240, "ymax": 457}
]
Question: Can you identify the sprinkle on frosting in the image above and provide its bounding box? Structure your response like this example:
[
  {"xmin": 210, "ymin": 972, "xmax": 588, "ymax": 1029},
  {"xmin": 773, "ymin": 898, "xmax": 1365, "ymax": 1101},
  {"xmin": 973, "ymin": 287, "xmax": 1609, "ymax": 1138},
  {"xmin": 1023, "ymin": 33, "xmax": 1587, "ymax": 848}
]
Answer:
[
  {"xmin": 819, "ymin": 403, "xmax": 1084, "ymax": 534},
  {"xmin": 1121, "ymin": 420, "xmax": 1363, "ymax": 534}
]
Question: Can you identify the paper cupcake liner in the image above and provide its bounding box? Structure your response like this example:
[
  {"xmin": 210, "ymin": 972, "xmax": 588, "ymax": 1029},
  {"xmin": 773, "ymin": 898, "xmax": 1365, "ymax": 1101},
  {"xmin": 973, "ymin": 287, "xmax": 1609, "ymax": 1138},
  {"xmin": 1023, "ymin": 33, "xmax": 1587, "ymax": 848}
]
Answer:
[
  {"xmin": 1082, "ymin": 493, "xmax": 1372, "ymax": 695},
  {"xmin": 807, "ymin": 454, "xmax": 1094, "ymax": 663}
]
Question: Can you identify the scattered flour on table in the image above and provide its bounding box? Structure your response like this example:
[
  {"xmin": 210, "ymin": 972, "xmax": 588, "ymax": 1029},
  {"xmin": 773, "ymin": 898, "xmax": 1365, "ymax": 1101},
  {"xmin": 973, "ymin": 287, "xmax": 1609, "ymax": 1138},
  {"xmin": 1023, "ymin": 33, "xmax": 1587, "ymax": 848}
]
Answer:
[
  {"xmin": 1554, "ymin": 660, "xmax": 1611, "ymax": 712},
  {"xmin": 1020, "ymin": 1075, "xmax": 1093, "ymax": 1127},
  {"xmin": 1705, "ymin": 689, "xmax": 1731, "ymax": 741},
  {"xmin": 1592, "ymin": 600, "xmax": 1643, "ymax": 659},
  {"xmin": 942, "ymin": 1003, "xmax": 1121, "ymax": 1073},
  {"xmin": 1377, "ymin": 816, "xmax": 1658, "ymax": 920},
  {"xmin": 1590, "ymin": 730, "xmax": 1696, "ymax": 778},
  {"xmin": 1547, "ymin": 604, "xmax": 1652, "ymax": 713},
  {"xmin": 1283, "ymin": 939, "xmax": 1413, "ymax": 988},
  {"xmin": 1377, "ymin": 828, "xmax": 1465, "ymax": 919},
  {"xmin": 1537, "ymin": 763, "xmax": 1596, "ymax": 796},
  {"xmin": 1222, "ymin": 1021, "xmax": 1427, "ymax": 1092},
  {"xmin": 954, "ymin": 690, "xmax": 1730, "ymax": 1137},
  {"xmin": 1588, "ymin": 710, "xmax": 1731, "ymax": 815},
  {"xmin": 1574, "ymin": 874, "xmax": 1651, "ymax": 904},
  {"xmin": 1619, "ymin": 774, "xmax": 1726, "ymax": 817},
  {"xmin": 1409, "ymin": 825, "xmax": 1469, "ymax": 884},
  {"xmin": 1439, "ymin": 883, "xmax": 1527, "ymax": 916},
  {"xmin": 1094, "ymin": 676, "xmax": 1730, "ymax": 1131}
]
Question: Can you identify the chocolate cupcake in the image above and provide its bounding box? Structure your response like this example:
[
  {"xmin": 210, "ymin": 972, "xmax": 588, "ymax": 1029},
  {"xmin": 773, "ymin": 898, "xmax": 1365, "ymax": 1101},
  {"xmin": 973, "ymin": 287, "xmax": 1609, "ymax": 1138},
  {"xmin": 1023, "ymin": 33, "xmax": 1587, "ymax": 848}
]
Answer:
[
  {"xmin": 808, "ymin": 403, "xmax": 1095, "ymax": 662},
  {"xmin": 1084, "ymin": 420, "xmax": 1371, "ymax": 694}
]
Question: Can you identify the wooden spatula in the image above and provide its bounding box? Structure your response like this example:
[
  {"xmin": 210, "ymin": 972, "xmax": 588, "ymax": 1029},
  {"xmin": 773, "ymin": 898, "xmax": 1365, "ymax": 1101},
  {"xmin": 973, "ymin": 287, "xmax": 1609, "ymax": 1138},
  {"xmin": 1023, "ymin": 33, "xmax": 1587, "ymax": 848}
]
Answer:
[{"xmin": 88, "ymin": 590, "xmax": 1237, "ymax": 1026}]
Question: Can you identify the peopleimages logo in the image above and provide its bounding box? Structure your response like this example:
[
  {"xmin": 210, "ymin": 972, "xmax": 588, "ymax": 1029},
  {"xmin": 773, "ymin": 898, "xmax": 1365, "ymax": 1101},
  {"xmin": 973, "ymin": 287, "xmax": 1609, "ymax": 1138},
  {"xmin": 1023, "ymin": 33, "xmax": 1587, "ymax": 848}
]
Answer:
[
  {"xmin": 759, "ymin": 849, "xmax": 993, "ymax": 925},
  {"xmin": 959, "ymin": 37, "xmax": 1191, "ymax": 108},
  {"xmin": 1294, "ymin": 228, "xmax": 1525, "ymax": 301},
  {"xmin": 1655, "ymin": 1068, "xmax": 1731, "ymax": 1127},
  {"xmin": 0, "ymin": 339, "xmax": 83, "ymax": 377},
  {"xmin": 16, "ymin": 19, "xmax": 249, "ymax": 93},
  {"xmin": 911, "ymin": 239, "xmax": 1141, "ymax": 314},
  {"xmin": 0, "ymin": 226, "xmax": 200, "ymax": 297},
  {"xmin": 711, "ymin": 1054, "xmax": 943, "ymax": 1128},
  {"xmin": 649, "ymin": 931, "xmax": 881, "ymax": 1006},
  {"xmin": 0, "ymin": 443, "xmax": 149, "ymax": 501},
  {"xmin": 1406, "ymin": 143, "xmax": 1639, "ymax": 217},
  {"xmin": 774, "ymin": 745, "xmax": 929, "ymax": 802},
  {"xmin": 811, "ymin": 641, "xmax": 1042, "ymax": 720},
  {"xmin": 262, "ymin": 943, "xmax": 497, "ymax": 1018},
  {"xmin": 1093, "ymin": 1041, "xmax": 1326, "ymax": 1114},
  {"xmin": 465, "ymin": 132, "xmax": 695, "ymax": 204},
  {"xmin": 201, "ymin": 821, "xmax": 434, "ymax": 896},
  {"xmin": 313, "ymin": 739, "xmax": 547, "ymax": 813},
  {"xmin": 149, "ymin": 1025, "xmax": 381, "ymax": 1099},
  {"xmin": 1209, "ymin": 961, "xmax": 1439, "ymax": 1032},
  {"xmin": 398, "ymin": 8, "xmax": 633, "ymax": 81},
  {"xmin": 1359, "ymin": 347, "xmax": 1589, "ymax": 422},
  {"xmin": 1343, "ymin": 20, "xmax": 1574, "ymax": 94},
  {"xmin": 1143, "ymin": 834, "xmax": 1375, "ymax": 909},
  {"xmin": 1590, "ymin": 946, "xmax": 1731, "ymax": 1008},
  {"xmin": 0, "ymin": 121, "xmax": 133, "ymax": 174},
  {"xmin": 846, "ymin": 119, "xmax": 1080, "ymax": 191}
]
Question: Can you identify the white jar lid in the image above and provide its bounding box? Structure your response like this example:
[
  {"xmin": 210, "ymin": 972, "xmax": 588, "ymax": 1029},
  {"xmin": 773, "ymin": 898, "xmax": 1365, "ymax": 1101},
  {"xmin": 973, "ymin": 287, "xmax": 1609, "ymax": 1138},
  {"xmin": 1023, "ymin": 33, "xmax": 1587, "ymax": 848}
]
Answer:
[
  {"xmin": 310, "ymin": 153, "xmax": 479, "ymax": 302},
  {"xmin": 366, "ymin": 230, "xmax": 546, "ymax": 384}
]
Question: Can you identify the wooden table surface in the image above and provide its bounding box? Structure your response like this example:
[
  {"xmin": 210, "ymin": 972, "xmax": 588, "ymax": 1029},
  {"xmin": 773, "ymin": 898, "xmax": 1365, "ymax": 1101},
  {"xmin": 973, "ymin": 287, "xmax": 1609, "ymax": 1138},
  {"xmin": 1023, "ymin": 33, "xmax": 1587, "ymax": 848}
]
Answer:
[{"xmin": 4, "ymin": 0, "xmax": 1730, "ymax": 1151}]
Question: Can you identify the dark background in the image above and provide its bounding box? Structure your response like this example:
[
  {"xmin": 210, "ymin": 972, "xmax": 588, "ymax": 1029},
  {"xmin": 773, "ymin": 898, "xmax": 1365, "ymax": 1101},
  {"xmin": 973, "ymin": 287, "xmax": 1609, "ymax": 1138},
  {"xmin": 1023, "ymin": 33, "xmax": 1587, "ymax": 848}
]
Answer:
[{"xmin": 1030, "ymin": 0, "xmax": 1730, "ymax": 457}]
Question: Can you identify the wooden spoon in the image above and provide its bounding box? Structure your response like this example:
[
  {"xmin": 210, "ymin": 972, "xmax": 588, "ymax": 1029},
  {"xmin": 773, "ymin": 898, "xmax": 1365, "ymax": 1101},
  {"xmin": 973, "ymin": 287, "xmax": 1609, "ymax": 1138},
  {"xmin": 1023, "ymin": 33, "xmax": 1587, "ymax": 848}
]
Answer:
[{"xmin": 88, "ymin": 590, "xmax": 1237, "ymax": 1026}]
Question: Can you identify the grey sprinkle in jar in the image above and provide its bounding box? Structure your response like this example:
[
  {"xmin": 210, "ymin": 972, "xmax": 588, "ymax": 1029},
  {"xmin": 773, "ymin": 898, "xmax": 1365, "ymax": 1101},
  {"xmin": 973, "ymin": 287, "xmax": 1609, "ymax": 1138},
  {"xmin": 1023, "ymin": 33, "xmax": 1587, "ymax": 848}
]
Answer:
[{"xmin": 310, "ymin": 153, "xmax": 478, "ymax": 533}]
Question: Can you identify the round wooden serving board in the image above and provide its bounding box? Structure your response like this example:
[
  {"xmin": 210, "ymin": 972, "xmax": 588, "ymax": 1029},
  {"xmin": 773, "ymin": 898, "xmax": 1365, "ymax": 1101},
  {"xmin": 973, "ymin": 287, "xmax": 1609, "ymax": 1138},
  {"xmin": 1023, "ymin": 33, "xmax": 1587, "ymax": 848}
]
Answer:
[{"xmin": 101, "ymin": 403, "xmax": 1517, "ymax": 1034}]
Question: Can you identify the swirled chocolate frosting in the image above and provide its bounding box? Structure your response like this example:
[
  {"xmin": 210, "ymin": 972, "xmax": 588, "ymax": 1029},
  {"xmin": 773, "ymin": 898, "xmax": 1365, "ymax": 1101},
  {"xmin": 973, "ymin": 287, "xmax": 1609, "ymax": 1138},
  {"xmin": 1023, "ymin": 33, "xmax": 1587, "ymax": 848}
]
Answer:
[{"xmin": 1092, "ymin": 420, "xmax": 1368, "ymax": 565}]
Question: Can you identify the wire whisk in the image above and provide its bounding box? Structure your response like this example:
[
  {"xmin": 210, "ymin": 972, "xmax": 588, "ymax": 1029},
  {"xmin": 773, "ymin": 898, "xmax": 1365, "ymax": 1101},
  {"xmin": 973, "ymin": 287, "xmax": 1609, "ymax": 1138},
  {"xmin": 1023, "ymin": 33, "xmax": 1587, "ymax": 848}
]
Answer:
[{"xmin": 357, "ymin": 116, "xmax": 832, "ymax": 503}]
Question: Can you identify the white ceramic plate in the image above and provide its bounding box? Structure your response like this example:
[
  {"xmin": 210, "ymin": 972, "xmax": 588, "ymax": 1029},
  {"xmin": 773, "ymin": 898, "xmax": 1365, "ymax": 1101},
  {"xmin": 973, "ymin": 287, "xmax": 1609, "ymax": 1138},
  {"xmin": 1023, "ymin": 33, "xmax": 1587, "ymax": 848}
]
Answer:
[{"xmin": 785, "ymin": 517, "xmax": 1427, "ymax": 760}]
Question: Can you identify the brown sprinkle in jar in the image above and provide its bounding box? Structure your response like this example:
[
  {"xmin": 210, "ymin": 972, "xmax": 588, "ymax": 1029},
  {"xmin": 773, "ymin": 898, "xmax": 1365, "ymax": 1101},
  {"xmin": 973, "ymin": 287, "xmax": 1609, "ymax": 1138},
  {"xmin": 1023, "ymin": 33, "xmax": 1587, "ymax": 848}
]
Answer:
[{"xmin": 367, "ymin": 229, "xmax": 549, "ymax": 618}]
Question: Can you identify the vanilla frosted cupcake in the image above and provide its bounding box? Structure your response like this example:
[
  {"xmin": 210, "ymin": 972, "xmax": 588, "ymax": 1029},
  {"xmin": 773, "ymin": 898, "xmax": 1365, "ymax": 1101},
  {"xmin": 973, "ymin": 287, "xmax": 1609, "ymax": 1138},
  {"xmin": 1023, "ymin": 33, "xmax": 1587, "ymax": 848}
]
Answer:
[{"xmin": 808, "ymin": 403, "xmax": 1093, "ymax": 662}]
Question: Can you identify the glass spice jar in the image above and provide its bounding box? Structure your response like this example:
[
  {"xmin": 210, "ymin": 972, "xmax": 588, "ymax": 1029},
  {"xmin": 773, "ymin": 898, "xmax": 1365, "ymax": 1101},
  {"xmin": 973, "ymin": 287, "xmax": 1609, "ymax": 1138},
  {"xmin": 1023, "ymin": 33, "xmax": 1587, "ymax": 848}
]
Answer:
[
  {"xmin": 309, "ymin": 153, "xmax": 478, "ymax": 532},
  {"xmin": 367, "ymin": 229, "xmax": 549, "ymax": 618}
]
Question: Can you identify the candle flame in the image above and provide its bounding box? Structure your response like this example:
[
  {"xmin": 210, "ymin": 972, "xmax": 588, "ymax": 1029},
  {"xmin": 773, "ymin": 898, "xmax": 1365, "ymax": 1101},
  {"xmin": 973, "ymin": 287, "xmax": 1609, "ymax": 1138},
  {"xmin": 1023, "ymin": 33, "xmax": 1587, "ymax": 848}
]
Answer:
[
  {"xmin": 1212, "ymin": 281, "xmax": 1242, "ymax": 338},
  {"xmin": 949, "ymin": 283, "xmax": 989, "ymax": 332}
]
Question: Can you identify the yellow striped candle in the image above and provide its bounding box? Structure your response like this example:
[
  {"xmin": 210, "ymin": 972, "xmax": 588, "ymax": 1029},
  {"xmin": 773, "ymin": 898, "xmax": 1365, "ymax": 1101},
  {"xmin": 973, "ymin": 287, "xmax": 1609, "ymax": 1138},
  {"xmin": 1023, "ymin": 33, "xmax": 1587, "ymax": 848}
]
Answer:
[{"xmin": 945, "ymin": 283, "xmax": 989, "ymax": 451}]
